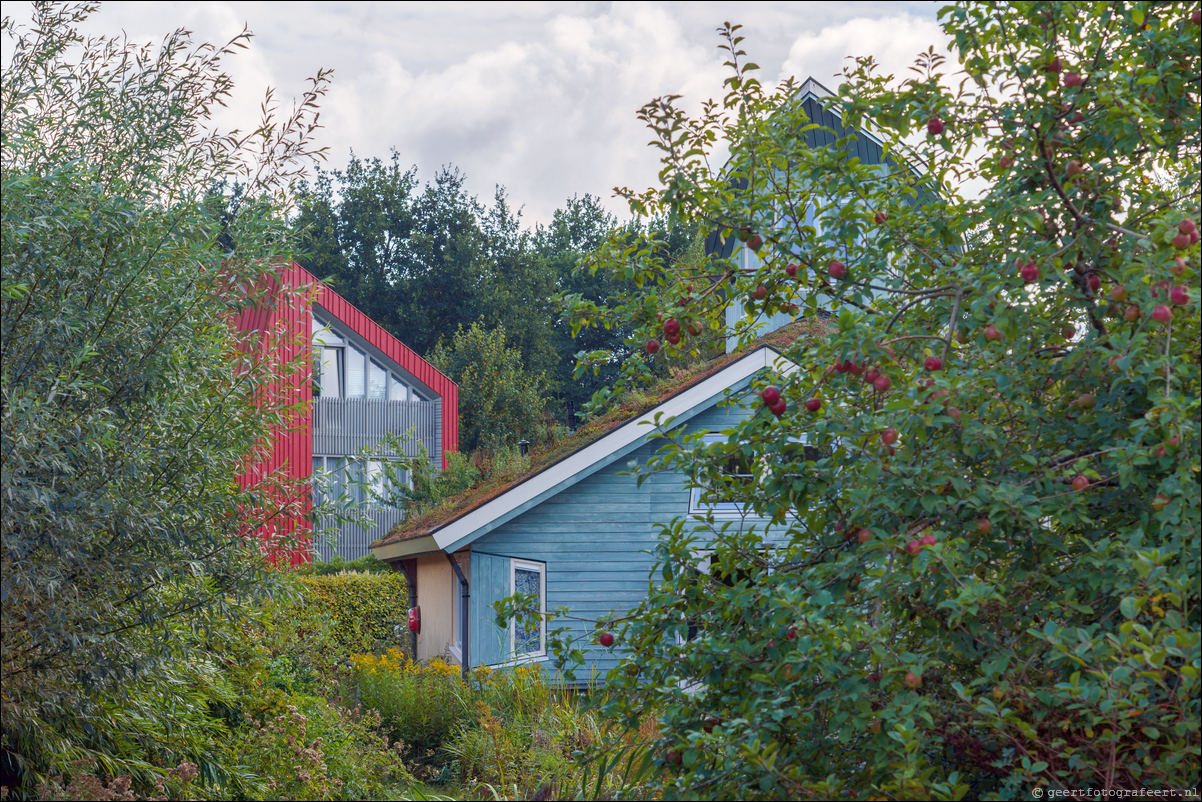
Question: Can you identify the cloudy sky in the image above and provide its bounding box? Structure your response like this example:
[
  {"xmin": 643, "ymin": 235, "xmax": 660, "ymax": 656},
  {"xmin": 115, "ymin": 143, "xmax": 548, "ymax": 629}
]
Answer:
[{"xmin": 13, "ymin": 1, "xmax": 950, "ymax": 225}]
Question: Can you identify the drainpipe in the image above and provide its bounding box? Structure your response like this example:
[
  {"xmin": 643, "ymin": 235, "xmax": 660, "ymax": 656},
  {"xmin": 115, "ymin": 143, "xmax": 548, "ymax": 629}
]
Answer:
[
  {"xmin": 446, "ymin": 553, "xmax": 470, "ymax": 680},
  {"xmin": 395, "ymin": 559, "xmax": 418, "ymax": 658}
]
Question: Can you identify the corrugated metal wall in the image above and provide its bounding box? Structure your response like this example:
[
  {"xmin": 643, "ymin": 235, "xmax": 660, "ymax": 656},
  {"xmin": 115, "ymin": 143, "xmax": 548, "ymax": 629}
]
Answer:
[
  {"xmin": 313, "ymin": 397, "xmax": 441, "ymax": 463},
  {"xmin": 235, "ymin": 262, "xmax": 314, "ymax": 566}
]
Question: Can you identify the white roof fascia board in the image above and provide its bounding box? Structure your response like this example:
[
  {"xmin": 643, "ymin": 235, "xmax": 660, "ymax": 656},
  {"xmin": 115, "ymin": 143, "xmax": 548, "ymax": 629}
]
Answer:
[
  {"xmin": 371, "ymin": 534, "xmax": 440, "ymax": 562},
  {"xmin": 432, "ymin": 346, "xmax": 791, "ymax": 554}
]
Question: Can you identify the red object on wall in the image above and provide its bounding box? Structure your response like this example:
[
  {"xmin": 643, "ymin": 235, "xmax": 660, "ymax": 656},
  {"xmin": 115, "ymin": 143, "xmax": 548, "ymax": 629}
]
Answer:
[
  {"xmin": 408, "ymin": 606, "xmax": 422, "ymax": 634},
  {"xmin": 235, "ymin": 261, "xmax": 458, "ymax": 565}
]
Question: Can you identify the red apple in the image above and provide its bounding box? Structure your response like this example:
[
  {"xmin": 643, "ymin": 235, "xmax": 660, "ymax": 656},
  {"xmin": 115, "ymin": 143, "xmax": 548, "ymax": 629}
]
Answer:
[
  {"xmin": 599, "ymin": 632, "xmax": 615, "ymax": 648},
  {"xmin": 747, "ymin": 234, "xmax": 764, "ymax": 251},
  {"xmin": 1066, "ymin": 159, "xmax": 1085, "ymax": 177},
  {"xmin": 1179, "ymin": 219, "xmax": 1197, "ymax": 236},
  {"xmin": 1062, "ymin": 325, "xmax": 1076, "ymax": 340},
  {"xmin": 857, "ymin": 528, "xmax": 872, "ymax": 544},
  {"xmin": 927, "ymin": 116, "xmax": 944, "ymax": 136},
  {"xmin": 1170, "ymin": 286, "xmax": 1189, "ymax": 305},
  {"xmin": 999, "ymin": 155, "xmax": 1014, "ymax": 170},
  {"xmin": 666, "ymin": 333, "xmax": 681, "ymax": 345},
  {"xmin": 977, "ymin": 518, "xmax": 993, "ymax": 535},
  {"xmin": 1088, "ymin": 273, "xmax": 1102, "ymax": 291},
  {"xmin": 1064, "ymin": 72, "xmax": 1084, "ymax": 87},
  {"xmin": 924, "ymin": 356, "xmax": 943, "ymax": 371},
  {"xmin": 873, "ymin": 374, "xmax": 892, "ymax": 393},
  {"xmin": 1170, "ymin": 257, "xmax": 1186, "ymax": 276},
  {"xmin": 762, "ymin": 386, "xmax": 781, "ymax": 405},
  {"xmin": 874, "ymin": 211, "xmax": 888, "ymax": 225},
  {"xmin": 828, "ymin": 260, "xmax": 847, "ymax": 279},
  {"xmin": 985, "ymin": 323, "xmax": 1004, "ymax": 341},
  {"xmin": 907, "ymin": 540, "xmax": 922, "ymax": 556},
  {"xmin": 947, "ymin": 407, "xmax": 962, "ymax": 423},
  {"xmin": 785, "ymin": 262, "xmax": 799, "ymax": 277},
  {"xmin": 752, "ymin": 284, "xmax": 768, "ymax": 300},
  {"xmin": 769, "ymin": 400, "xmax": 787, "ymax": 416},
  {"xmin": 870, "ymin": 719, "xmax": 882, "ymax": 734},
  {"xmin": 864, "ymin": 368, "xmax": 880, "ymax": 385},
  {"xmin": 1155, "ymin": 445, "xmax": 1167, "ymax": 458},
  {"xmin": 1123, "ymin": 305, "xmax": 1141, "ymax": 322},
  {"xmin": 1076, "ymin": 393, "xmax": 1095, "ymax": 409},
  {"xmin": 1020, "ymin": 261, "xmax": 1040, "ymax": 283},
  {"xmin": 1045, "ymin": 57, "xmax": 1063, "ymax": 73},
  {"xmin": 687, "ymin": 322, "xmax": 702, "ymax": 337},
  {"xmin": 906, "ymin": 671, "xmax": 923, "ymax": 688},
  {"xmin": 881, "ymin": 428, "xmax": 899, "ymax": 445},
  {"xmin": 834, "ymin": 360, "xmax": 849, "ymax": 374},
  {"xmin": 664, "ymin": 318, "xmax": 681, "ymax": 336},
  {"xmin": 1071, "ymin": 475, "xmax": 1090, "ymax": 491},
  {"xmin": 805, "ymin": 398, "xmax": 822, "ymax": 413},
  {"xmin": 645, "ymin": 339, "xmax": 661, "ymax": 354},
  {"xmin": 1152, "ymin": 494, "xmax": 1169, "ymax": 511},
  {"xmin": 786, "ymin": 625, "xmax": 796, "ymax": 640},
  {"xmin": 848, "ymin": 362, "xmax": 864, "ymax": 376},
  {"xmin": 1110, "ymin": 285, "xmax": 1129, "ymax": 302},
  {"xmin": 1172, "ymin": 233, "xmax": 1191, "ymax": 249},
  {"xmin": 920, "ymin": 532, "xmax": 937, "ymax": 547},
  {"xmin": 1152, "ymin": 305, "xmax": 1172, "ymax": 323}
]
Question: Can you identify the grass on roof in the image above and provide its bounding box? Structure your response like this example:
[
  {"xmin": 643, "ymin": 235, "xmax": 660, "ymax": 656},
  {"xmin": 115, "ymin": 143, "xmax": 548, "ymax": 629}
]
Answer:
[{"xmin": 377, "ymin": 319, "xmax": 829, "ymax": 545}]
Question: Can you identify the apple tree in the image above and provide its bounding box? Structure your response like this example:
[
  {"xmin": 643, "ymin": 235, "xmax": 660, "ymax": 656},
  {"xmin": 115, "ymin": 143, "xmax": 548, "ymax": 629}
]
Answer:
[{"xmin": 561, "ymin": 3, "xmax": 1199, "ymax": 798}]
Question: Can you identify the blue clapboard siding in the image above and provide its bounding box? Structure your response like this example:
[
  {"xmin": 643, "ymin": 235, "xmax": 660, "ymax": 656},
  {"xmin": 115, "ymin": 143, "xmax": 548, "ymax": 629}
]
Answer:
[
  {"xmin": 470, "ymin": 551, "xmax": 509, "ymax": 667},
  {"xmin": 467, "ymin": 384, "xmax": 788, "ymax": 682}
]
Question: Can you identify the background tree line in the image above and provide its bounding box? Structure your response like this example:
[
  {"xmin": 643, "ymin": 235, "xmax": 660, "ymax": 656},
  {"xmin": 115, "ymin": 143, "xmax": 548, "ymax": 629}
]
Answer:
[{"xmin": 290, "ymin": 152, "xmax": 706, "ymax": 450}]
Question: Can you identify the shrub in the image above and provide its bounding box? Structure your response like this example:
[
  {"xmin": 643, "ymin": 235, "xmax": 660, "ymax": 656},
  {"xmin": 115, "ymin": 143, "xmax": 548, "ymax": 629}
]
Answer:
[
  {"xmin": 230, "ymin": 690, "xmax": 411, "ymax": 801},
  {"xmin": 298, "ymin": 572, "xmax": 409, "ymax": 655},
  {"xmin": 353, "ymin": 651, "xmax": 469, "ymax": 752}
]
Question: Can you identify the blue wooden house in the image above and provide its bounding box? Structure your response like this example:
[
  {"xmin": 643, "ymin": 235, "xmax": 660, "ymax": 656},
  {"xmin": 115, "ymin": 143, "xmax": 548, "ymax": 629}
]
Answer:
[
  {"xmin": 370, "ymin": 328, "xmax": 813, "ymax": 676},
  {"xmin": 371, "ymin": 76, "xmax": 902, "ymax": 676}
]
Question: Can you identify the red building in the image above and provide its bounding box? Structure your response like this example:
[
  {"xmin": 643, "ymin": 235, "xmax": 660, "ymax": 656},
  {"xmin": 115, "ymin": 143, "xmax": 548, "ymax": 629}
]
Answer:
[{"xmin": 236, "ymin": 261, "xmax": 457, "ymax": 564}]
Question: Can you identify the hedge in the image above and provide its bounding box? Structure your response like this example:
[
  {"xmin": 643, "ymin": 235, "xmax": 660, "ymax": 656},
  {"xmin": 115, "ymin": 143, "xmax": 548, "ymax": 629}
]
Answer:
[{"xmin": 298, "ymin": 571, "xmax": 409, "ymax": 656}]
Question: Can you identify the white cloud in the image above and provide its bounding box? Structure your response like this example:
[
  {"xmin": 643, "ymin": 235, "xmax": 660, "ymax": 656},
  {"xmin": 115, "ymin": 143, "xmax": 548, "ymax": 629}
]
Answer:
[{"xmin": 779, "ymin": 14, "xmax": 949, "ymax": 88}]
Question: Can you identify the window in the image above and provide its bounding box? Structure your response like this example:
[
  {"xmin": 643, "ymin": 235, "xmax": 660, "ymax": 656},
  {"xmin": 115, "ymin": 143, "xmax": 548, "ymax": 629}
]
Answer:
[
  {"xmin": 312, "ymin": 315, "xmax": 415, "ymax": 402},
  {"xmin": 311, "ymin": 457, "xmax": 407, "ymax": 508},
  {"xmin": 510, "ymin": 559, "xmax": 546, "ymax": 659},
  {"xmin": 689, "ymin": 432, "xmax": 830, "ymax": 516},
  {"xmin": 345, "ymin": 345, "xmax": 366, "ymax": 398},
  {"xmin": 689, "ymin": 434, "xmax": 754, "ymax": 515}
]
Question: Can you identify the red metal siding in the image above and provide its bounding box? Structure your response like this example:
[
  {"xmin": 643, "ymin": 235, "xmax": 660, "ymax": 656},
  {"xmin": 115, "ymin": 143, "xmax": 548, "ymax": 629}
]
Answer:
[{"xmin": 237, "ymin": 262, "xmax": 458, "ymax": 563}]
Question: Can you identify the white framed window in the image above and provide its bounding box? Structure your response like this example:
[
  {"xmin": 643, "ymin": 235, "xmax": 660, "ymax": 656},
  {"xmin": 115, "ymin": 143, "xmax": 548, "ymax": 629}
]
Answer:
[
  {"xmin": 689, "ymin": 433, "xmax": 754, "ymax": 516},
  {"xmin": 313, "ymin": 314, "xmax": 418, "ymax": 403},
  {"xmin": 689, "ymin": 432, "xmax": 828, "ymax": 515},
  {"xmin": 510, "ymin": 559, "xmax": 546, "ymax": 660}
]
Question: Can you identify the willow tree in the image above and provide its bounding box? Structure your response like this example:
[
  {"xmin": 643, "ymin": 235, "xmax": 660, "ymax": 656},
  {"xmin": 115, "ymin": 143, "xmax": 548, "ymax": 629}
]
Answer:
[{"xmin": 2, "ymin": 2, "xmax": 328, "ymax": 788}]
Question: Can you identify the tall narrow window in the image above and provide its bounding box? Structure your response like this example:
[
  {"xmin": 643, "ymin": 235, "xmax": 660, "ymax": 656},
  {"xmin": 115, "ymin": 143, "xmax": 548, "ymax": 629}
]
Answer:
[
  {"xmin": 320, "ymin": 347, "xmax": 341, "ymax": 397},
  {"xmin": 345, "ymin": 346, "xmax": 366, "ymax": 398},
  {"xmin": 511, "ymin": 560, "xmax": 546, "ymax": 659},
  {"xmin": 368, "ymin": 359, "xmax": 387, "ymax": 399}
]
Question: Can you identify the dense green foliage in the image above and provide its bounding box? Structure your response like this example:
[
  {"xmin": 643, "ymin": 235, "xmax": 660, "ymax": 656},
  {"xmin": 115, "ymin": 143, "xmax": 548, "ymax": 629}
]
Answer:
[
  {"xmin": 429, "ymin": 322, "xmax": 548, "ymax": 453},
  {"xmin": 1, "ymin": 2, "xmax": 331, "ymax": 792},
  {"xmin": 558, "ymin": 4, "xmax": 1201, "ymax": 799},
  {"xmin": 296, "ymin": 572, "xmax": 409, "ymax": 656}
]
